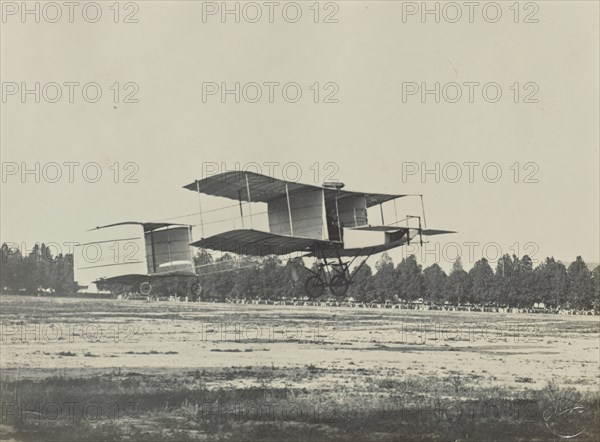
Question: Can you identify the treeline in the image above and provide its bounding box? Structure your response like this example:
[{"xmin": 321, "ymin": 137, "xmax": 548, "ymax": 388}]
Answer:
[
  {"xmin": 1, "ymin": 242, "xmax": 599, "ymax": 311},
  {"xmin": 195, "ymin": 251, "xmax": 600, "ymax": 311},
  {"xmin": 0, "ymin": 243, "xmax": 76, "ymax": 294}
]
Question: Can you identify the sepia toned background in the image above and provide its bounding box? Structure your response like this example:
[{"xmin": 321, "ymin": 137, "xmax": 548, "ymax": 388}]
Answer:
[{"xmin": 1, "ymin": 1, "xmax": 598, "ymax": 270}]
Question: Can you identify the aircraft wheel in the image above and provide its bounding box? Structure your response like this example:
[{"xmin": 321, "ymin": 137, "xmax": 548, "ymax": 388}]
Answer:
[
  {"xmin": 191, "ymin": 282, "xmax": 202, "ymax": 297},
  {"xmin": 305, "ymin": 276, "xmax": 325, "ymax": 299},
  {"xmin": 139, "ymin": 282, "xmax": 152, "ymax": 295},
  {"xmin": 329, "ymin": 275, "xmax": 350, "ymax": 297}
]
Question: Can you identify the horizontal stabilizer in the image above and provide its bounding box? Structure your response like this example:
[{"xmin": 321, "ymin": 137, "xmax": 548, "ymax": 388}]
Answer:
[
  {"xmin": 421, "ymin": 229, "xmax": 457, "ymax": 236},
  {"xmin": 350, "ymin": 225, "xmax": 409, "ymax": 232}
]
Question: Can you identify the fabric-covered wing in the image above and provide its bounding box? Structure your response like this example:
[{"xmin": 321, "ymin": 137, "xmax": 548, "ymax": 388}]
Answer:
[
  {"xmin": 323, "ymin": 189, "xmax": 405, "ymax": 208},
  {"xmin": 183, "ymin": 171, "xmax": 406, "ymax": 207},
  {"xmin": 92, "ymin": 274, "xmax": 148, "ymax": 286},
  {"xmin": 363, "ymin": 193, "xmax": 404, "ymax": 208},
  {"xmin": 352, "ymin": 226, "xmax": 456, "ymax": 235},
  {"xmin": 350, "ymin": 225, "xmax": 410, "ymax": 232},
  {"xmin": 190, "ymin": 229, "xmax": 341, "ymax": 256},
  {"xmin": 183, "ymin": 171, "xmax": 321, "ymax": 203},
  {"xmin": 314, "ymin": 227, "xmax": 456, "ymax": 258},
  {"xmin": 93, "ymin": 271, "xmax": 197, "ymax": 286},
  {"xmin": 311, "ymin": 237, "xmax": 412, "ymax": 258},
  {"xmin": 89, "ymin": 221, "xmax": 189, "ymax": 232}
]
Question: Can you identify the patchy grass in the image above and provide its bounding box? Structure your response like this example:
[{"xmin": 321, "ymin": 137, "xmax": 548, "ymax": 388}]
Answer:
[
  {"xmin": 56, "ymin": 351, "xmax": 76, "ymax": 357},
  {"xmin": 1, "ymin": 295, "xmax": 599, "ymax": 441},
  {"xmin": 1, "ymin": 371, "xmax": 598, "ymax": 441}
]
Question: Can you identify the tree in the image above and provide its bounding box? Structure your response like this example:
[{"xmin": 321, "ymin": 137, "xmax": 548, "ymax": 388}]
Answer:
[
  {"xmin": 396, "ymin": 255, "xmax": 424, "ymax": 302},
  {"xmin": 1, "ymin": 243, "xmax": 22, "ymax": 291},
  {"xmin": 493, "ymin": 255, "xmax": 521, "ymax": 307},
  {"xmin": 348, "ymin": 263, "xmax": 374, "ymax": 302},
  {"xmin": 51, "ymin": 253, "xmax": 75, "ymax": 294},
  {"xmin": 23, "ymin": 244, "xmax": 42, "ymax": 293},
  {"xmin": 493, "ymin": 254, "xmax": 538, "ymax": 308},
  {"xmin": 281, "ymin": 257, "xmax": 307, "ymax": 299},
  {"xmin": 194, "ymin": 249, "xmax": 214, "ymax": 269},
  {"xmin": 203, "ymin": 253, "xmax": 238, "ymax": 300},
  {"xmin": 445, "ymin": 257, "xmax": 471, "ymax": 305},
  {"xmin": 372, "ymin": 253, "xmax": 396, "ymax": 302},
  {"xmin": 534, "ymin": 257, "xmax": 568, "ymax": 308},
  {"xmin": 260, "ymin": 255, "xmax": 286, "ymax": 299},
  {"xmin": 423, "ymin": 263, "xmax": 447, "ymax": 304},
  {"xmin": 591, "ymin": 265, "xmax": 600, "ymax": 312},
  {"xmin": 517, "ymin": 255, "xmax": 536, "ymax": 307},
  {"xmin": 469, "ymin": 258, "xmax": 494, "ymax": 305},
  {"xmin": 566, "ymin": 256, "xmax": 594, "ymax": 309},
  {"xmin": 230, "ymin": 256, "xmax": 261, "ymax": 299}
]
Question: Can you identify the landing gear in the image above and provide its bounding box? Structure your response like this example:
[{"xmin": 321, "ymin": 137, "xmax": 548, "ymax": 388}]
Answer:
[
  {"xmin": 329, "ymin": 274, "xmax": 350, "ymax": 297},
  {"xmin": 304, "ymin": 266, "xmax": 346, "ymax": 298},
  {"xmin": 302, "ymin": 249, "xmax": 374, "ymax": 299},
  {"xmin": 191, "ymin": 282, "xmax": 202, "ymax": 296},
  {"xmin": 303, "ymin": 257, "xmax": 351, "ymax": 298},
  {"xmin": 190, "ymin": 282, "xmax": 202, "ymax": 300},
  {"xmin": 305, "ymin": 275, "xmax": 326, "ymax": 299},
  {"xmin": 139, "ymin": 281, "xmax": 152, "ymax": 295}
]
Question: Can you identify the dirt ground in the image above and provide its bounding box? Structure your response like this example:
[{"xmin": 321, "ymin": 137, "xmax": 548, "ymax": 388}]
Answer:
[{"xmin": 1, "ymin": 295, "xmax": 599, "ymax": 441}]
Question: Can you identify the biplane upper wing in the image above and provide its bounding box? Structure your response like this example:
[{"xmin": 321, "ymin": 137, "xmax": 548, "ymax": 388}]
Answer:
[
  {"xmin": 190, "ymin": 229, "xmax": 342, "ymax": 256},
  {"xmin": 182, "ymin": 171, "xmax": 405, "ymax": 207},
  {"xmin": 89, "ymin": 221, "xmax": 189, "ymax": 232}
]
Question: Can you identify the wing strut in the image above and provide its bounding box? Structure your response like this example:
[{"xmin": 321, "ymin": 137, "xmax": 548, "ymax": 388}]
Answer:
[
  {"xmin": 420, "ymin": 194, "xmax": 427, "ymax": 229},
  {"xmin": 150, "ymin": 229, "xmax": 157, "ymax": 272},
  {"xmin": 167, "ymin": 225, "xmax": 173, "ymax": 265},
  {"xmin": 334, "ymin": 189, "xmax": 342, "ymax": 241},
  {"xmin": 285, "ymin": 182, "xmax": 294, "ymax": 236},
  {"xmin": 195, "ymin": 180, "xmax": 205, "ymax": 238},
  {"xmin": 245, "ymin": 173, "xmax": 254, "ymax": 228},
  {"xmin": 348, "ymin": 247, "xmax": 376, "ymax": 283}
]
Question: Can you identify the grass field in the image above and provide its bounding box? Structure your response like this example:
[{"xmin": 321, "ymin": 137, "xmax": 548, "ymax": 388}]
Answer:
[{"xmin": 1, "ymin": 295, "xmax": 598, "ymax": 441}]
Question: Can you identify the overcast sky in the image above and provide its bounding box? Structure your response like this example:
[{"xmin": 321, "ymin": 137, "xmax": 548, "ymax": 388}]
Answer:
[{"xmin": 1, "ymin": 1, "xmax": 598, "ymax": 271}]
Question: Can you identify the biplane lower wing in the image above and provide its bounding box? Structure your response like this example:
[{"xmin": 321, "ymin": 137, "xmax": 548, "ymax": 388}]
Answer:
[
  {"xmin": 93, "ymin": 271, "xmax": 197, "ymax": 286},
  {"xmin": 93, "ymin": 274, "xmax": 148, "ymax": 286},
  {"xmin": 310, "ymin": 237, "xmax": 411, "ymax": 258},
  {"xmin": 190, "ymin": 229, "xmax": 342, "ymax": 257}
]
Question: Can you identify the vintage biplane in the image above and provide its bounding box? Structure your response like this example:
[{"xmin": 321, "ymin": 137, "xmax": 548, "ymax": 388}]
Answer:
[
  {"xmin": 184, "ymin": 171, "xmax": 455, "ymax": 298},
  {"xmin": 74, "ymin": 222, "xmax": 200, "ymax": 297}
]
